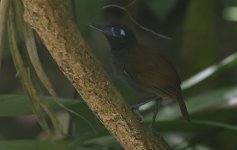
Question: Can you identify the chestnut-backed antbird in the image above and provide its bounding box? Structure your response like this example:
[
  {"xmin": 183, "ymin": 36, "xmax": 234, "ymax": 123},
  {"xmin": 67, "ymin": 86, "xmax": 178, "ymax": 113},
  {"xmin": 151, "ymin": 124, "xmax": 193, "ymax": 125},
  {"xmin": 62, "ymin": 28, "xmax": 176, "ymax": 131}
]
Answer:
[{"xmin": 89, "ymin": 23, "xmax": 190, "ymax": 127}]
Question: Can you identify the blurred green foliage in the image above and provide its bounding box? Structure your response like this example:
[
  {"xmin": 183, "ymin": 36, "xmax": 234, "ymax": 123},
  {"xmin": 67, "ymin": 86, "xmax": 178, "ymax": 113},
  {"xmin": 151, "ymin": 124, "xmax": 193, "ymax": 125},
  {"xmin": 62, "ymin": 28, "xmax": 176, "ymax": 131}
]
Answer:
[
  {"xmin": 0, "ymin": 140, "xmax": 70, "ymax": 150},
  {"xmin": 145, "ymin": 0, "xmax": 178, "ymax": 19},
  {"xmin": 1, "ymin": 0, "xmax": 237, "ymax": 150},
  {"xmin": 182, "ymin": 0, "xmax": 218, "ymax": 75},
  {"xmin": 68, "ymin": 0, "xmax": 106, "ymax": 34},
  {"xmin": 0, "ymin": 95, "xmax": 79, "ymax": 116}
]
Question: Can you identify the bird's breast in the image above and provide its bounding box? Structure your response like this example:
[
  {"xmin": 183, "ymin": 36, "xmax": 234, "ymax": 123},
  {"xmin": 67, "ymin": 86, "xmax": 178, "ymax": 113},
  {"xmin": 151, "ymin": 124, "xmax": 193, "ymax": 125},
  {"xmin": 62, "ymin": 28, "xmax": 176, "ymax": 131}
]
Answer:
[
  {"xmin": 111, "ymin": 45, "xmax": 182, "ymax": 100},
  {"xmin": 111, "ymin": 49, "xmax": 154, "ymax": 96}
]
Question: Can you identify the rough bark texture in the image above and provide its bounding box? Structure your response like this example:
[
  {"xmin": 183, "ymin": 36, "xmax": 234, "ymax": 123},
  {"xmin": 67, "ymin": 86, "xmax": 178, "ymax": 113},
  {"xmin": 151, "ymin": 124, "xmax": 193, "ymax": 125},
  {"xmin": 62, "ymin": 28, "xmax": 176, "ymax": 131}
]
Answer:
[{"xmin": 22, "ymin": 0, "xmax": 170, "ymax": 149}]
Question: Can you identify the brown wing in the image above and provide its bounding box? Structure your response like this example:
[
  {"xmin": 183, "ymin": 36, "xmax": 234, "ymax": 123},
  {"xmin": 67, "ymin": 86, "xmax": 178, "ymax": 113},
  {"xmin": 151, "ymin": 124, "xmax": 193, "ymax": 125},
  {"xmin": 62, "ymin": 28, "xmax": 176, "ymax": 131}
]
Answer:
[
  {"xmin": 124, "ymin": 45, "xmax": 190, "ymax": 121},
  {"xmin": 124, "ymin": 45, "xmax": 181, "ymax": 99}
]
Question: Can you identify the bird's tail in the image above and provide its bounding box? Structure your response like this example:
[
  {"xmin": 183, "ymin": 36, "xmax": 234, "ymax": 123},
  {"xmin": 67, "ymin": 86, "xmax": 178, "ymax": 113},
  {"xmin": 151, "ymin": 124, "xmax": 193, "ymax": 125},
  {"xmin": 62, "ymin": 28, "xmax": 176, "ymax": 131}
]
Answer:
[{"xmin": 176, "ymin": 95, "xmax": 190, "ymax": 122}]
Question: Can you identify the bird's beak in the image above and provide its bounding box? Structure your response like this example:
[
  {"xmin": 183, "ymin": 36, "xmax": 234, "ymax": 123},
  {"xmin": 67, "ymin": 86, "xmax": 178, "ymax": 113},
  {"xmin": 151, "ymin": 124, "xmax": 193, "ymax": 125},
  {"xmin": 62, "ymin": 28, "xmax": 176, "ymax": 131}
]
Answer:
[{"xmin": 88, "ymin": 23, "xmax": 108, "ymax": 34}]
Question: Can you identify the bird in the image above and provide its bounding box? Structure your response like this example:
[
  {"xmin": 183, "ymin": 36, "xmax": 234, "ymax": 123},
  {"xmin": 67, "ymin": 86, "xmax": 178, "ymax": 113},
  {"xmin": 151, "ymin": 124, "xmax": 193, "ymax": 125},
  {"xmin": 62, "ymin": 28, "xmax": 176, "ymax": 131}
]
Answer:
[{"xmin": 89, "ymin": 23, "xmax": 190, "ymax": 127}]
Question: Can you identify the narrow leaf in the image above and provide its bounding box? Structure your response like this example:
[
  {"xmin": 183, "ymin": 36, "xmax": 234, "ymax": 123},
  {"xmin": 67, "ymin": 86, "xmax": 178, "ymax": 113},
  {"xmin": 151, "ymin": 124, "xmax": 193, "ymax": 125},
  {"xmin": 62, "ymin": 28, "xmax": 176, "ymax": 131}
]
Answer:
[
  {"xmin": 0, "ymin": 140, "xmax": 70, "ymax": 150},
  {"xmin": 0, "ymin": 94, "xmax": 80, "ymax": 116},
  {"xmin": 0, "ymin": 0, "xmax": 10, "ymax": 68},
  {"xmin": 182, "ymin": 52, "xmax": 237, "ymax": 90}
]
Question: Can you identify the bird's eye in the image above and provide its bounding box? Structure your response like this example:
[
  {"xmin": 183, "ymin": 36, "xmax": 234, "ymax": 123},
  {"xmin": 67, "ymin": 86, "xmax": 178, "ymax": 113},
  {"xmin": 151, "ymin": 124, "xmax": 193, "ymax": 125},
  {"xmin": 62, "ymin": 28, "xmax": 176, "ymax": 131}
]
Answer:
[{"xmin": 111, "ymin": 27, "xmax": 126, "ymax": 37}]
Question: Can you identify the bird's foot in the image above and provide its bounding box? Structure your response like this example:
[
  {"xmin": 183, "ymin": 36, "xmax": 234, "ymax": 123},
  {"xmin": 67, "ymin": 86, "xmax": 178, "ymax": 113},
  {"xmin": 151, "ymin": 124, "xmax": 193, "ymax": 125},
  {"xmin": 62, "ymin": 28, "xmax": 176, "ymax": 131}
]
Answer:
[{"xmin": 130, "ymin": 105, "xmax": 144, "ymax": 122}]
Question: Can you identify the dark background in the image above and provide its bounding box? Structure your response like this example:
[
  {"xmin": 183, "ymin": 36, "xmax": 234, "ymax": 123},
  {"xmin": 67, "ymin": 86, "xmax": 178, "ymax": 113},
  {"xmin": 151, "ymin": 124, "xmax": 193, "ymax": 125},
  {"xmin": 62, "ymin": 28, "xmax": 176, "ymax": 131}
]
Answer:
[{"xmin": 0, "ymin": 0, "xmax": 237, "ymax": 150}]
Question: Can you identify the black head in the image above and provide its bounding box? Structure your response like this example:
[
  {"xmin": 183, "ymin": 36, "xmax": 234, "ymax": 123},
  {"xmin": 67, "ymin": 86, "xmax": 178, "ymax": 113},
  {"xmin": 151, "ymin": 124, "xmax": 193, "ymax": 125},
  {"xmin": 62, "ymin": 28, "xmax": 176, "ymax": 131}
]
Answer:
[{"xmin": 89, "ymin": 23, "xmax": 137, "ymax": 50}]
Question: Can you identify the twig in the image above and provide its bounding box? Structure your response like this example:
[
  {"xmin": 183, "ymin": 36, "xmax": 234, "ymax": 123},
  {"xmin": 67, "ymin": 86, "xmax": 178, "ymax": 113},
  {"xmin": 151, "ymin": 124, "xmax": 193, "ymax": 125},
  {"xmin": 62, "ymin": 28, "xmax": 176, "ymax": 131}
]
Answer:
[
  {"xmin": 103, "ymin": 4, "xmax": 171, "ymax": 40},
  {"xmin": 125, "ymin": 0, "xmax": 137, "ymax": 8}
]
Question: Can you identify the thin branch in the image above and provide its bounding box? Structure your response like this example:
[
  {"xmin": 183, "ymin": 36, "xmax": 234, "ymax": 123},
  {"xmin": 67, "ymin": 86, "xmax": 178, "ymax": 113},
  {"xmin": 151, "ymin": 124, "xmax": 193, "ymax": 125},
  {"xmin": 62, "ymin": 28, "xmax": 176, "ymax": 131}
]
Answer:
[
  {"xmin": 125, "ymin": 0, "xmax": 137, "ymax": 8},
  {"xmin": 103, "ymin": 4, "xmax": 171, "ymax": 40}
]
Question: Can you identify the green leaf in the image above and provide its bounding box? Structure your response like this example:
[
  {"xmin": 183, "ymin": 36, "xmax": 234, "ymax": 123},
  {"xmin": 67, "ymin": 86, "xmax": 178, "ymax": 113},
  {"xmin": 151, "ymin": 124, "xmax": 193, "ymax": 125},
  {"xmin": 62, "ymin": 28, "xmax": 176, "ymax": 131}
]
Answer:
[
  {"xmin": 182, "ymin": 52, "xmax": 237, "ymax": 90},
  {"xmin": 153, "ymin": 108, "xmax": 237, "ymax": 132},
  {"xmin": 145, "ymin": 0, "xmax": 178, "ymax": 19},
  {"xmin": 0, "ymin": 95, "xmax": 80, "ymax": 116},
  {"xmin": 0, "ymin": 140, "xmax": 70, "ymax": 150},
  {"xmin": 145, "ymin": 86, "xmax": 237, "ymax": 121}
]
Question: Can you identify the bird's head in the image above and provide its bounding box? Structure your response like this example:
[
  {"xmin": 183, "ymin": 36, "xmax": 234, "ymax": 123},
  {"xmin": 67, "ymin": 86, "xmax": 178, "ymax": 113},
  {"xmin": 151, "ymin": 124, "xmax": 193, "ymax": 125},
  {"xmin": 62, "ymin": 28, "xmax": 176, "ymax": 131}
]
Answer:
[{"xmin": 89, "ymin": 23, "xmax": 137, "ymax": 50}]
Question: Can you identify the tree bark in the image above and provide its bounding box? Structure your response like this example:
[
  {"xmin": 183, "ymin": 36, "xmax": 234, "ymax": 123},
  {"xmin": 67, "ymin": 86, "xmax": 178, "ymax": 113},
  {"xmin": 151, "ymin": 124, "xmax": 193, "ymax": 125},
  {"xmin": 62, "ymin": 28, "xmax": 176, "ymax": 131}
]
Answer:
[{"xmin": 22, "ymin": 0, "xmax": 170, "ymax": 149}]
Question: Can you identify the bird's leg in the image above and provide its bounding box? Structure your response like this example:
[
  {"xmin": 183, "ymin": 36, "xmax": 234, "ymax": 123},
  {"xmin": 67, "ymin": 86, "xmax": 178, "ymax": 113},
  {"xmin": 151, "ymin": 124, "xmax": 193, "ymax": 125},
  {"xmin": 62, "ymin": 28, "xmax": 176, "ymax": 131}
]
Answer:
[
  {"xmin": 130, "ymin": 96, "xmax": 157, "ymax": 122},
  {"xmin": 149, "ymin": 98, "xmax": 161, "ymax": 128},
  {"xmin": 130, "ymin": 100, "xmax": 154, "ymax": 122},
  {"xmin": 147, "ymin": 98, "xmax": 162, "ymax": 138},
  {"xmin": 130, "ymin": 99, "xmax": 153, "ymax": 110}
]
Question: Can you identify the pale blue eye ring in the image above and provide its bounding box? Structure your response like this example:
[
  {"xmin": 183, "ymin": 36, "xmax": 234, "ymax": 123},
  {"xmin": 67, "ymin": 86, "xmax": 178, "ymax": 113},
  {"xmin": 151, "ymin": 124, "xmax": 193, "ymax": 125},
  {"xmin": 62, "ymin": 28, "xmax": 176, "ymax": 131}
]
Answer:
[
  {"xmin": 111, "ymin": 27, "xmax": 126, "ymax": 37},
  {"xmin": 120, "ymin": 29, "xmax": 125, "ymax": 36}
]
